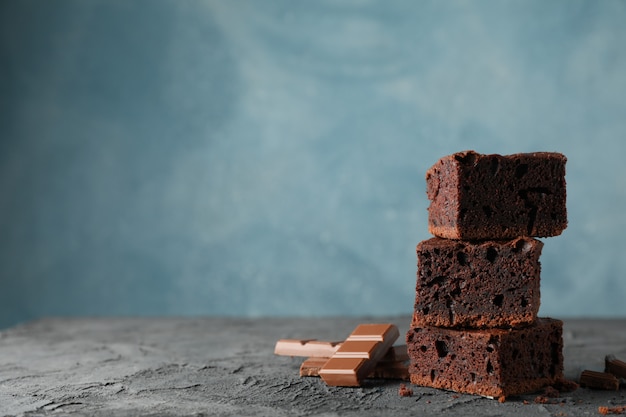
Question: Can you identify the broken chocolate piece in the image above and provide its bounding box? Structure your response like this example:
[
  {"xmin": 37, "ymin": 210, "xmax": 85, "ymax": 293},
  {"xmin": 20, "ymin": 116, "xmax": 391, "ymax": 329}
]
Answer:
[
  {"xmin": 319, "ymin": 323, "xmax": 399, "ymax": 387},
  {"xmin": 371, "ymin": 360, "xmax": 409, "ymax": 380},
  {"xmin": 300, "ymin": 353, "xmax": 409, "ymax": 380},
  {"xmin": 275, "ymin": 339, "xmax": 407, "ymax": 361},
  {"xmin": 398, "ymin": 383, "xmax": 413, "ymax": 397},
  {"xmin": 346, "ymin": 323, "xmax": 399, "ymax": 342},
  {"xmin": 274, "ymin": 339, "xmax": 342, "ymax": 357},
  {"xmin": 334, "ymin": 340, "xmax": 381, "ymax": 359},
  {"xmin": 385, "ymin": 345, "xmax": 409, "ymax": 362},
  {"xmin": 605, "ymin": 354, "xmax": 626, "ymax": 379},
  {"xmin": 579, "ymin": 370, "xmax": 619, "ymax": 391},
  {"xmin": 319, "ymin": 357, "xmax": 370, "ymax": 387},
  {"xmin": 300, "ymin": 345, "xmax": 409, "ymax": 380},
  {"xmin": 300, "ymin": 357, "xmax": 327, "ymax": 377}
]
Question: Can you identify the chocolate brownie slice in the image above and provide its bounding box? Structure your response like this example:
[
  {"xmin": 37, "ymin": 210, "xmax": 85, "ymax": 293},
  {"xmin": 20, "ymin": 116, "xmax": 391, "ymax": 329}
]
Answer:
[
  {"xmin": 413, "ymin": 237, "xmax": 542, "ymax": 328},
  {"xmin": 406, "ymin": 318, "xmax": 564, "ymax": 398},
  {"xmin": 426, "ymin": 150, "xmax": 567, "ymax": 240}
]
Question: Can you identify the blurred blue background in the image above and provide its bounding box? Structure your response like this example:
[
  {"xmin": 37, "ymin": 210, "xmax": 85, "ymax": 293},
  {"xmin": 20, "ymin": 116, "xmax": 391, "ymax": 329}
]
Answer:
[{"xmin": 1, "ymin": 0, "xmax": 625, "ymax": 329}]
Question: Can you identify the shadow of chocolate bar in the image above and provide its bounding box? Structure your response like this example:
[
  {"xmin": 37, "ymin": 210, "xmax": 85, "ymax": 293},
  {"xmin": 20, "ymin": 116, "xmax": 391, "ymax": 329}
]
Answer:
[
  {"xmin": 372, "ymin": 345, "xmax": 410, "ymax": 380},
  {"xmin": 318, "ymin": 323, "xmax": 399, "ymax": 387}
]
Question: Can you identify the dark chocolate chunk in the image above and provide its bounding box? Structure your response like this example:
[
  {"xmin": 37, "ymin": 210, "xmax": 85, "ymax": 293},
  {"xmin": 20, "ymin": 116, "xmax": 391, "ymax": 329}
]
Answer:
[
  {"xmin": 579, "ymin": 370, "xmax": 620, "ymax": 391},
  {"xmin": 605, "ymin": 354, "xmax": 626, "ymax": 379}
]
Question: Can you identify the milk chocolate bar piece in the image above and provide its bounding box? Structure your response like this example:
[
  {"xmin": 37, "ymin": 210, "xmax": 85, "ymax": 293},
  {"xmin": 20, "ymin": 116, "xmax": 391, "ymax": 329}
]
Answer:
[
  {"xmin": 274, "ymin": 339, "xmax": 342, "ymax": 357},
  {"xmin": 300, "ymin": 358, "xmax": 328, "ymax": 377},
  {"xmin": 334, "ymin": 340, "xmax": 381, "ymax": 359},
  {"xmin": 605, "ymin": 355, "xmax": 626, "ymax": 379},
  {"xmin": 371, "ymin": 344, "xmax": 409, "ymax": 380},
  {"xmin": 426, "ymin": 151, "xmax": 567, "ymax": 239},
  {"xmin": 319, "ymin": 357, "xmax": 370, "ymax": 386},
  {"xmin": 300, "ymin": 345, "xmax": 409, "ymax": 380},
  {"xmin": 300, "ymin": 357, "xmax": 409, "ymax": 380},
  {"xmin": 371, "ymin": 360, "xmax": 409, "ymax": 381},
  {"xmin": 372, "ymin": 346, "xmax": 410, "ymax": 380},
  {"xmin": 347, "ymin": 323, "xmax": 399, "ymax": 342},
  {"xmin": 579, "ymin": 370, "xmax": 620, "ymax": 390},
  {"xmin": 319, "ymin": 323, "xmax": 399, "ymax": 386},
  {"xmin": 320, "ymin": 344, "xmax": 407, "ymax": 366},
  {"xmin": 383, "ymin": 345, "xmax": 409, "ymax": 362},
  {"xmin": 274, "ymin": 338, "xmax": 407, "ymax": 360}
]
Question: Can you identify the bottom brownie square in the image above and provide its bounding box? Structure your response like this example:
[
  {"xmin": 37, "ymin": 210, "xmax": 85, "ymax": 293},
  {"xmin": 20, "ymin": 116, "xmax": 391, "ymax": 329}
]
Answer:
[{"xmin": 406, "ymin": 318, "xmax": 563, "ymax": 398}]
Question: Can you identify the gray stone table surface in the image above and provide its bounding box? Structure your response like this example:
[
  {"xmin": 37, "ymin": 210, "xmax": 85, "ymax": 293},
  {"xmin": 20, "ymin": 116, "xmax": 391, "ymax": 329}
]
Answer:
[{"xmin": 0, "ymin": 316, "xmax": 625, "ymax": 417}]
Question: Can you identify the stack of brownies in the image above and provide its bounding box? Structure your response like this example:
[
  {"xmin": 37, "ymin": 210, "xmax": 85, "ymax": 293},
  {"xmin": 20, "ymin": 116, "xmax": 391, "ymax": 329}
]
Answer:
[{"xmin": 406, "ymin": 150, "xmax": 568, "ymax": 399}]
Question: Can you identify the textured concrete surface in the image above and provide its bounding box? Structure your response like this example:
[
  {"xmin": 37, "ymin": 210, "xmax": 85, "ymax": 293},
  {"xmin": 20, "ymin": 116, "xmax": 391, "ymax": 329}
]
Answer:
[{"xmin": 0, "ymin": 317, "xmax": 624, "ymax": 416}]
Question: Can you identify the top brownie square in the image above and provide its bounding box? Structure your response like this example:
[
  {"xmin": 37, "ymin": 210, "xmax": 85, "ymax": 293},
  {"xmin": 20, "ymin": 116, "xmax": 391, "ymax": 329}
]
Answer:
[{"xmin": 426, "ymin": 150, "xmax": 567, "ymax": 240}]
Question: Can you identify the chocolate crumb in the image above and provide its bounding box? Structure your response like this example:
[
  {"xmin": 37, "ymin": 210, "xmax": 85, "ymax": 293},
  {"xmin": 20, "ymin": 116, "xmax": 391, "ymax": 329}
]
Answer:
[
  {"xmin": 553, "ymin": 377, "xmax": 579, "ymax": 392},
  {"xmin": 543, "ymin": 386, "xmax": 560, "ymax": 398},
  {"xmin": 398, "ymin": 383, "xmax": 413, "ymax": 397},
  {"xmin": 533, "ymin": 386, "xmax": 562, "ymax": 404},
  {"xmin": 598, "ymin": 405, "xmax": 626, "ymax": 415}
]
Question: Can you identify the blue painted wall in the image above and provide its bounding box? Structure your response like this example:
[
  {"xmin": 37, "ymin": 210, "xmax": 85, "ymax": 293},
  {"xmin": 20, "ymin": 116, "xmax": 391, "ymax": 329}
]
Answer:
[{"xmin": 1, "ymin": 0, "xmax": 625, "ymax": 329}]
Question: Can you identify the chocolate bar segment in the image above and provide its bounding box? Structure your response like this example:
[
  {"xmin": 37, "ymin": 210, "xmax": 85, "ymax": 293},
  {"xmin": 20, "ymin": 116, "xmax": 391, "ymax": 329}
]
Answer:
[
  {"xmin": 274, "ymin": 339, "xmax": 341, "ymax": 357},
  {"xmin": 319, "ymin": 323, "xmax": 399, "ymax": 387},
  {"xmin": 300, "ymin": 358, "xmax": 328, "ymax": 377},
  {"xmin": 299, "ymin": 345, "xmax": 408, "ymax": 377},
  {"xmin": 300, "ymin": 352, "xmax": 409, "ymax": 380},
  {"xmin": 426, "ymin": 151, "xmax": 567, "ymax": 240},
  {"xmin": 579, "ymin": 370, "xmax": 620, "ymax": 391},
  {"xmin": 334, "ymin": 340, "xmax": 381, "ymax": 359},
  {"xmin": 605, "ymin": 354, "xmax": 626, "ymax": 379},
  {"xmin": 347, "ymin": 323, "xmax": 399, "ymax": 342},
  {"xmin": 384, "ymin": 345, "xmax": 409, "ymax": 362},
  {"xmin": 319, "ymin": 357, "xmax": 369, "ymax": 387},
  {"xmin": 371, "ymin": 358, "xmax": 409, "ymax": 381},
  {"xmin": 406, "ymin": 318, "xmax": 564, "ymax": 398},
  {"xmin": 414, "ymin": 237, "xmax": 542, "ymax": 328}
]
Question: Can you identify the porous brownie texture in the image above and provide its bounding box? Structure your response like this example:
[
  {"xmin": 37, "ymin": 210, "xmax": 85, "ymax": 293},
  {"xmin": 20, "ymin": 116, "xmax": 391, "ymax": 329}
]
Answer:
[
  {"xmin": 426, "ymin": 150, "xmax": 567, "ymax": 240},
  {"xmin": 406, "ymin": 318, "xmax": 564, "ymax": 398},
  {"xmin": 413, "ymin": 236, "xmax": 542, "ymax": 329}
]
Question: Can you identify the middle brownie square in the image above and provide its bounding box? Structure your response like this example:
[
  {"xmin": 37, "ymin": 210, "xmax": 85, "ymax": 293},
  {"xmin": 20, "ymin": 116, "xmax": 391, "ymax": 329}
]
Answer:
[{"xmin": 413, "ymin": 236, "xmax": 543, "ymax": 329}]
